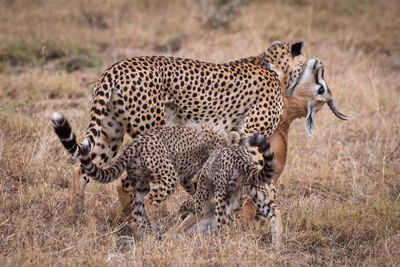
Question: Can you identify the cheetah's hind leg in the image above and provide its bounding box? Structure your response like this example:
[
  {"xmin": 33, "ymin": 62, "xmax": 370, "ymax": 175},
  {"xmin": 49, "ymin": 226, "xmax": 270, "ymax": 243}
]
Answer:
[{"xmin": 71, "ymin": 165, "xmax": 88, "ymax": 214}]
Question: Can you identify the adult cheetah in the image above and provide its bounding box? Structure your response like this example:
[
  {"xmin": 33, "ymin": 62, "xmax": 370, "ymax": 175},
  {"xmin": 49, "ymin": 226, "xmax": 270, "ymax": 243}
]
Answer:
[{"xmin": 51, "ymin": 41, "xmax": 307, "ymax": 213}]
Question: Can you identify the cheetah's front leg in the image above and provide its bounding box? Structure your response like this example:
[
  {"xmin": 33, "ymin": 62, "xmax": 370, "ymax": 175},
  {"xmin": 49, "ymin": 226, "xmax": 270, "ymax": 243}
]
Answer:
[{"xmin": 248, "ymin": 183, "xmax": 283, "ymax": 250}]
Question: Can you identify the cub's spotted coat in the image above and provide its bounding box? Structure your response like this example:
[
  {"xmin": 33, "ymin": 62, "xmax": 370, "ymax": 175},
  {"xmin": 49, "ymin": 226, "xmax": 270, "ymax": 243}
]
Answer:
[
  {"xmin": 178, "ymin": 134, "xmax": 277, "ymax": 229},
  {"xmin": 71, "ymin": 124, "xmax": 229, "ymax": 238}
]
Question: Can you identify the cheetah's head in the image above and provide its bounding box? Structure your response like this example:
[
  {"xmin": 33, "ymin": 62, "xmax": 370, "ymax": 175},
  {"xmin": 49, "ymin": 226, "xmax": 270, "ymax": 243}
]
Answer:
[{"xmin": 263, "ymin": 41, "xmax": 307, "ymax": 97}]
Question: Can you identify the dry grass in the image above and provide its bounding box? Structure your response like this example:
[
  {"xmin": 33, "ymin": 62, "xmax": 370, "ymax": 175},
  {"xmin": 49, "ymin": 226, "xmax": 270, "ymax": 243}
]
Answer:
[{"xmin": 1, "ymin": 0, "xmax": 399, "ymax": 265}]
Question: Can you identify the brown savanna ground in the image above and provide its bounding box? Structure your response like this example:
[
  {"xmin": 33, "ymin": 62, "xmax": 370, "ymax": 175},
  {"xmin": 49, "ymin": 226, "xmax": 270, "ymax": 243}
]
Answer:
[{"xmin": 1, "ymin": 0, "xmax": 399, "ymax": 265}]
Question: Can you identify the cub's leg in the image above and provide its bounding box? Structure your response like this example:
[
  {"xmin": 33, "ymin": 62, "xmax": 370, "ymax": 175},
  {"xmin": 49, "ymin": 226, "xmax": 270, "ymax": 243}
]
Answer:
[
  {"xmin": 177, "ymin": 172, "xmax": 212, "ymax": 230},
  {"xmin": 143, "ymin": 159, "xmax": 179, "ymax": 229},
  {"xmin": 214, "ymin": 187, "xmax": 229, "ymax": 229},
  {"xmin": 146, "ymin": 160, "xmax": 179, "ymax": 206},
  {"xmin": 179, "ymin": 173, "xmax": 199, "ymax": 195},
  {"xmin": 117, "ymin": 171, "xmax": 134, "ymax": 217},
  {"xmin": 127, "ymin": 171, "xmax": 149, "ymax": 240},
  {"xmin": 71, "ymin": 165, "xmax": 87, "ymax": 214},
  {"xmin": 192, "ymin": 172, "xmax": 213, "ymax": 216}
]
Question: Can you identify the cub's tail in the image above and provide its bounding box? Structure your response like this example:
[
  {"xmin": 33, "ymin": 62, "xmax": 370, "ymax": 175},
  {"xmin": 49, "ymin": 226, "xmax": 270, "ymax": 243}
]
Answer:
[
  {"xmin": 78, "ymin": 138, "xmax": 128, "ymax": 184},
  {"xmin": 247, "ymin": 133, "xmax": 276, "ymax": 183}
]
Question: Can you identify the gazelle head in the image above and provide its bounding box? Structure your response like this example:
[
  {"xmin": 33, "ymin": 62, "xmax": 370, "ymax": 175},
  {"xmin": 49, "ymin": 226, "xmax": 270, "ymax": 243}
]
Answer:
[{"xmin": 290, "ymin": 58, "xmax": 348, "ymax": 136}]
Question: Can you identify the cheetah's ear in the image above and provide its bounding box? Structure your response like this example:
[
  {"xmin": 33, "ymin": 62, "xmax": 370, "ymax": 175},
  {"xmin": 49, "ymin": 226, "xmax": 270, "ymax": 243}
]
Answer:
[
  {"xmin": 291, "ymin": 41, "xmax": 305, "ymax": 57},
  {"xmin": 270, "ymin": 40, "xmax": 283, "ymax": 46},
  {"xmin": 305, "ymin": 101, "xmax": 315, "ymax": 137}
]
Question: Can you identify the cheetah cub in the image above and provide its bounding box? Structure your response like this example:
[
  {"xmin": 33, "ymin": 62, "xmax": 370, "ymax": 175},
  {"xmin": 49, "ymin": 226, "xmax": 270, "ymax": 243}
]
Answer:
[
  {"xmin": 178, "ymin": 133, "xmax": 282, "ymax": 247},
  {"xmin": 72, "ymin": 124, "xmax": 230, "ymax": 239}
]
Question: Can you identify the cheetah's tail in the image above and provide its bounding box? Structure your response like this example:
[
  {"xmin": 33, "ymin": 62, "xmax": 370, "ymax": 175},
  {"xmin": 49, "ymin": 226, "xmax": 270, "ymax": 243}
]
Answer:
[
  {"xmin": 78, "ymin": 138, "xmax": 126, "ymax": 183},
  {"xmin": 51, "ymin": 112, "xmax": 80, "ymax": 160},
  {"xmin": 247, "ymin": 133, "xmax": 276, "ymax": 183}
]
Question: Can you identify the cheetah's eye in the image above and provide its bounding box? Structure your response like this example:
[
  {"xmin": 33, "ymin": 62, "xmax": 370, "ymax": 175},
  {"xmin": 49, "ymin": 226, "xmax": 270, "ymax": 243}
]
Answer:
[{"xmin": 318, "ymin": 86, "xmax": 324, "ymax": 95}]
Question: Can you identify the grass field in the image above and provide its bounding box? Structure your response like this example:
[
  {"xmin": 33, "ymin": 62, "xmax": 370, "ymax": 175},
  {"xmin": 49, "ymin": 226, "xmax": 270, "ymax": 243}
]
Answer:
[{"xmin": 1, "ymin": 0, "xmax": 399, "ymax": 265}]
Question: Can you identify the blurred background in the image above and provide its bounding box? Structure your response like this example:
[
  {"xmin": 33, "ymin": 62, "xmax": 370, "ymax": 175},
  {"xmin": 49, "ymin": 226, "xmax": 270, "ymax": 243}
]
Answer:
[
  {"xmin": 1, "ymin": 0, "xmax": 399, "ymax": 67},
  {"xmin": 0, "ymin": 0, "xmax": 399, "ymax": 265}
]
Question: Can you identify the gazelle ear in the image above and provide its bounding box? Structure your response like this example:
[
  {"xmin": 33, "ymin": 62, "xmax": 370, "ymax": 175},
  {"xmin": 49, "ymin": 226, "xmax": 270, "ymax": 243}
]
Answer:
[
  {"xmin": 291, "ymin": 41, "xmax": 305, "ymax": 57},
  {"xmin": 305, "ymin": 101, "xmax": 315, "ymax": 136}
]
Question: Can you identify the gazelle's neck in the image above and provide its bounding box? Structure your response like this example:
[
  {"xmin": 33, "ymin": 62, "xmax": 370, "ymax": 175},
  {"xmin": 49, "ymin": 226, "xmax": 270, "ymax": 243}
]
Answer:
[{"xmin": 286, "ymin": 94, "xmax": 309, "ymax": 123}]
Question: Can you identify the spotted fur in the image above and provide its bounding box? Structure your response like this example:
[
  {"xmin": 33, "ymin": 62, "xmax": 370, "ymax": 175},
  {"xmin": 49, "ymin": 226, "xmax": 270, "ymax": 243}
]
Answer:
[
  {"xmin": 75, "ymin": 125, "xmax": 229, "ymax": 238},
  {"xmin": 179, "ymin": 133, "xmax": 276, "ymax": 230},
  {"xmin": 51, "ymin": 41, "xmax": 307, "ymax": 213}
]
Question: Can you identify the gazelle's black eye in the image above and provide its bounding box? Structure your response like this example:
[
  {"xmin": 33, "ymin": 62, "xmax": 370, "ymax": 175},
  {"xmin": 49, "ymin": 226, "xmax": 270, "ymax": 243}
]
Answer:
[{"xmin": 318, "ymin": 86, "xmax": 324, "ymax": 94}]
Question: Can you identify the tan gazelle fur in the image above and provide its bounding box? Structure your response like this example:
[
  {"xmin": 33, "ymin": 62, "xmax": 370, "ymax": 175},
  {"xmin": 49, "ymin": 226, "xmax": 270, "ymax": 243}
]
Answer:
[{"xmin": 270, "ymin": 58, "xmax": 347, "ymax": 180}]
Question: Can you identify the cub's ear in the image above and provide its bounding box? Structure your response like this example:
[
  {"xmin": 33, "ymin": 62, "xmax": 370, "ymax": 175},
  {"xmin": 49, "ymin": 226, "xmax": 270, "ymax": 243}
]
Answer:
[
  {"xmin": 228, "ymin": 131, "xmax": 241, "ymax": 146},
  {"xmin": 291, "ymin": 41, "xmax": 305, "ymax": 57}
]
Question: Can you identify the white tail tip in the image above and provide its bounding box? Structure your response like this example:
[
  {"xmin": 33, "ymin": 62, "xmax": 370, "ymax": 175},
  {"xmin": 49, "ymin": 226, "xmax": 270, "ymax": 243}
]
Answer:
[
  {"xmin": 51, "ymin": 112, "xmax": 62, "ymax": 123},
  {"xmin": 82, "ymin": 138, "xmax": 90, "ymax": 148}
]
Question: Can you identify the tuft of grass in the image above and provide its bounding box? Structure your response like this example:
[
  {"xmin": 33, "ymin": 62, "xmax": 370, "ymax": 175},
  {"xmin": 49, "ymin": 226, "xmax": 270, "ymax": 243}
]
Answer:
[
  {"xmin": 0, "ymin": 39, "xmax": 43, "ymax": 65},
  {"xmin": 0, "ymin": 39, "xmax": 95, "ymax": 66},
  {"xmin": 64, "ymin": 57, "xmax": 98, "ymax": 73}
]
